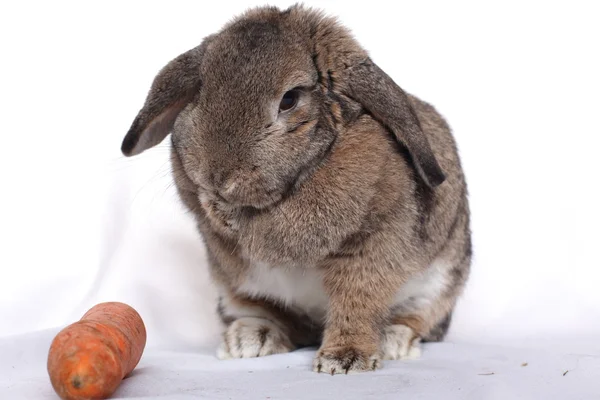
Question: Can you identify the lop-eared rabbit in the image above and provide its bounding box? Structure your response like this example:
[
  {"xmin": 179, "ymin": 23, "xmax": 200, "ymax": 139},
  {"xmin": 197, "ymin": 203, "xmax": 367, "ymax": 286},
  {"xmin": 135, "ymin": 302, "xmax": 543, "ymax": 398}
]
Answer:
[{"xmin": 121, "ymin": 4, "xmax": 471, "ymax": 374}]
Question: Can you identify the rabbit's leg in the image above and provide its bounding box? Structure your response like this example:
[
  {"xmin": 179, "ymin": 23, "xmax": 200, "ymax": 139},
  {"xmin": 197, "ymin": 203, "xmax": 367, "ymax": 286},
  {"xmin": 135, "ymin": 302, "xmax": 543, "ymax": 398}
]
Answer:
[
  {"xmin": 313, "ymin": 259, "xmax": 401, "ymax": 374},
  {"xmin": 217, "ymin": 317, "xmax": 293, "ymax": 359},
  {"xmin": 380, "ymin": 322, "xmax": 422, "ymax": 360},
  {"xmin": 381, "ymin": 310, "xmax": 453, "ymax": 360},
  {"xmin": 216, "ymin": 292, "xmax": 318, "ymax": 359}
]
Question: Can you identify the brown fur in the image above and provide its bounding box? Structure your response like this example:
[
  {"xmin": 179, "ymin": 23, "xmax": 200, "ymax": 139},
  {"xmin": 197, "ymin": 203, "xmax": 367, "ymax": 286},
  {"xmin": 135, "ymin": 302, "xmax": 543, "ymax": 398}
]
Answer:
[{"xmin": 121, "ymin": 4, "xmax": 471, "ymax": 373}]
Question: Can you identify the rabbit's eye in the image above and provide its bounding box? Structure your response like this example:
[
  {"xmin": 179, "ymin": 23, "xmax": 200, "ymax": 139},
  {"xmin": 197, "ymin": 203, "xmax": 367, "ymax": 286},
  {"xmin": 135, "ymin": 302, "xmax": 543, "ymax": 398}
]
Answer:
[{"xmin": 279, "ymin": 90, "xmax": 299, "ymax": 112}]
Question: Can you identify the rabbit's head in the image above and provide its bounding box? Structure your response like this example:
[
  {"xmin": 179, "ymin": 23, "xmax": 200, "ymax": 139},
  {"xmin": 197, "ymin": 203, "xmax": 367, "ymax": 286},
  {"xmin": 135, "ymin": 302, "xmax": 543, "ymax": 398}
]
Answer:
[{"xmin": 122, "ymin": 5, "xmax": 445, "ymax": 210}]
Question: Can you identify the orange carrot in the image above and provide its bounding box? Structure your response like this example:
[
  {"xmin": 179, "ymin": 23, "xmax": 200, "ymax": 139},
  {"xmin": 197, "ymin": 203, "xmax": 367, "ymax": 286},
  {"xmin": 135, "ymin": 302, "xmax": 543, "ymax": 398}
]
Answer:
[{"xmin": 47, "ymin": 302, "xmax": 147, "ymax": 400}]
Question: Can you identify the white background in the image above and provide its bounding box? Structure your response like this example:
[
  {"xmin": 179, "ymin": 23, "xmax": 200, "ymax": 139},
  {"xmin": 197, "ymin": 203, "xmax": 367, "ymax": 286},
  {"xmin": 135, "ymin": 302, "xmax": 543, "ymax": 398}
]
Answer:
[{"xmin": 0, "ymin": 0, "xmax": 598, "ymax": 350}]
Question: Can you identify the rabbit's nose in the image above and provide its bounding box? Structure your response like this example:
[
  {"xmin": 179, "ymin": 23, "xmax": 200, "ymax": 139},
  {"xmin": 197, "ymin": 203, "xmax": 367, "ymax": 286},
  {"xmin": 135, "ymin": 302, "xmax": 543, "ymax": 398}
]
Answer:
[
  {"xmin": 221, "ymin": 180, "xmax": 238, "ymax": 197},
  {"xmin": 219, "ymin": 177, "xmax": 243, "ymax": 203}
]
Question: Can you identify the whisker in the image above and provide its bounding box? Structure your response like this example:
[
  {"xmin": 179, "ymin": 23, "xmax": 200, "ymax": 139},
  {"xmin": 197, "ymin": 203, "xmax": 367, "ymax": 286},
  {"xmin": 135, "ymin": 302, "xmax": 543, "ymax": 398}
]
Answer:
[
  {"xmin": 130, "ymin": 159, "xmax": 172, "ymax": 208},
  {"xmin": 258, "ymin": 181, "xmax": 293, "ymax": 227},
  {"xmin": 231, "ymin": 235, "xmax": 240, "ymax": 256},
  {"xmin": 250, "ymin": 205, "xmax": 257, "ymax": 255}
]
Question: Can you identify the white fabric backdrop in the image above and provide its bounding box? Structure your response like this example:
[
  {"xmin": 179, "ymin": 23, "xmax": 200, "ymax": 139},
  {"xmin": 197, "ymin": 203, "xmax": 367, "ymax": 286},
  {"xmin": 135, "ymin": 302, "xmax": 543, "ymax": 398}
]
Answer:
[{"xmin": 1, "ymin": 0, "xmax": 599, "ymax": 354}]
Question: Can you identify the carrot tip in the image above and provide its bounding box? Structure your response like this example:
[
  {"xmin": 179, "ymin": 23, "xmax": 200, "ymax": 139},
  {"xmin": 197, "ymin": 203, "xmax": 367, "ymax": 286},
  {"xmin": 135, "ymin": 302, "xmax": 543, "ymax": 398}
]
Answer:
[{"xmin": 71, "ymin": 376, "xmax": 82, "ymax": 389}]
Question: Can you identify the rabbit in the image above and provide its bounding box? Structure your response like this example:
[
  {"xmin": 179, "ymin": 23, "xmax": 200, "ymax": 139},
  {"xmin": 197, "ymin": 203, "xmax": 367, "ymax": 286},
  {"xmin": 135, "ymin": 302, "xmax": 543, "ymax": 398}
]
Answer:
[{"xmin": 120, "ymin": 4, "xmax": 471, "ymax": 374}]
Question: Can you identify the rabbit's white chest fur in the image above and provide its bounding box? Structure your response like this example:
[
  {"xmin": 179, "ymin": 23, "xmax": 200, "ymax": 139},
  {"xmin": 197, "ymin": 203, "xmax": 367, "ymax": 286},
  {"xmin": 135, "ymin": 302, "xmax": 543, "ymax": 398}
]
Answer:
[
  {"xmin": 236, "ymin": 258, "xmax": 451, "ymax": 321},
  {"xmin": 238, "ymin": 262, "xmax": 329, "ymax": 320},
  {"xmin": 393, "ymin": 258, "xmax": 451, "ymax": 311}
]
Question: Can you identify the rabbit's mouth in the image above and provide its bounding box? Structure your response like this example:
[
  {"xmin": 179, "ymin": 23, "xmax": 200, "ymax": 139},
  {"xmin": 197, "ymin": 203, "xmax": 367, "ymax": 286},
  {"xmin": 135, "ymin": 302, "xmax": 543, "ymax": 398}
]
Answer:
[
  {"xmin": 199, "ymin": 191, "xmax": 287, "ymax": 237},
  {"xmin": 213, "ymin": 186, "xmax": 283, "ymax": 210},
  {"xmin": 214, "ymin": 170, "xmax": 303, "ymax": 211},
  {"xmin": 198, "ymin": 164, "xmax": 314, "ymax": 235},
  {"xmin": 200, "ymin": 185, "xmax": 282, "ymax": 218},
  {"xmin": 199, "ymin": 193, "xmax": 241, "ymax": 235},
  {"xmin": 199, "ymin": 159, "xmax": 314, "ymax": 224}
]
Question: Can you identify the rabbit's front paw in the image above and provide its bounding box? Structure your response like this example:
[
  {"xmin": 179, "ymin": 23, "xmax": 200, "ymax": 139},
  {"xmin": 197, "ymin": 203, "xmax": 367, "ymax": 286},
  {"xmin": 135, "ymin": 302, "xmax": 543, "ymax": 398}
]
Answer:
[
  {"xmin": 217, "ymin": 317, "xmax": 293, "ymax": 359},
  {"xmin": 313, "ymin": 345, "xmax": 381, "ymax": 374},
  {"xmin": 381, "ymin": 324, "xmax": 421, "ymax": 360}
]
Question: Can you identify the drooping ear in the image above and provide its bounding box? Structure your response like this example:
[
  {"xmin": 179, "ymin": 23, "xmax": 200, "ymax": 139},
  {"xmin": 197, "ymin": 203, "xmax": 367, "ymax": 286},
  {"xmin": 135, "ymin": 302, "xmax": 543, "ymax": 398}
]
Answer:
[
  {"xmin": 343, "ymin": 58, "xmax": 446, "ymax": 188},
  {"xmin": 121, "ymin": 41, "xmax": 209, "ymax": 156}
]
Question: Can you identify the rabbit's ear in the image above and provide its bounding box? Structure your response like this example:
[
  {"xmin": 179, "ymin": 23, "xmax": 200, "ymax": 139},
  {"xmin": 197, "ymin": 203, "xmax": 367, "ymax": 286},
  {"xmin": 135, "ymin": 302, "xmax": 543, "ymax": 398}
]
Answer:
[
  {"xmin": 121, "ymin": 42, "xmax": 208, "ymax": 156},
  {"xmin": 344, "ymin": 58, "xmax": 446, "ymax": 188}
]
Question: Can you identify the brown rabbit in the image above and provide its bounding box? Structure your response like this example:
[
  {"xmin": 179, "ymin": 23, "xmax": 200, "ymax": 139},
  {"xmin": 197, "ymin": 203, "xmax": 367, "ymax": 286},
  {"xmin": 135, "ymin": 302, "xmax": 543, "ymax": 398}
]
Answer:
[{"xmin": 121, "ymin": 4, "xmax": 471, "ymax": 374}]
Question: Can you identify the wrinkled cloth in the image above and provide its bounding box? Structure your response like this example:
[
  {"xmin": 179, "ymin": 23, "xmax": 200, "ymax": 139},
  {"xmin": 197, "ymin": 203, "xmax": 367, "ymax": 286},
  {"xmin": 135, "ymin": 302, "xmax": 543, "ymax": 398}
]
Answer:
[{"xmin": 2, "ymin": 329, "xmax": 598, "ymax": 400}]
